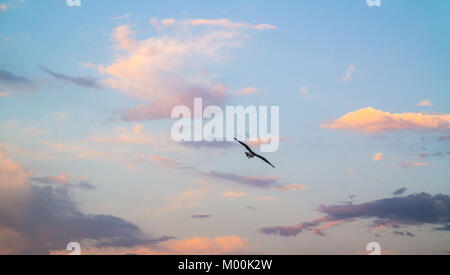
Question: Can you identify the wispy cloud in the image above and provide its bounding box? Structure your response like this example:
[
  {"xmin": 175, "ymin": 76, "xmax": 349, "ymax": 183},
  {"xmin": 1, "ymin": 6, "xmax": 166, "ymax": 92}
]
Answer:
[
  {"xmin": 32, "ymin": 173, "xmax": 95, "ymax": 191},
  {"xmin": 392, "ymin": 188, "xmax": 407, "ymax": 196},
  {"xmin": 98, "ymin": 18, "xmax": 274, "ymax": 121},
  {"xmin": 191, "ymin": 213, "xmax": 212, "ymax": 219},
  {"xmin": 417, "ymin": 99, "xmax": 432, "ymax": 107},
  {"xmin": 393, "ymin": 231, "xmax": 414, "ymax": 237},
  {"xmin": 236, "ymin": 87, "xmax": 258, "ymax": 96},
  {"xmin": 222, "ymin": 191, "xmax": 247, "ymax": 198},
  {"xmin": 0, "ymin": 69, "xmax": 34, "ymax": 92},
  {"xmin": 205, "ymin": 171, "xmax": 281, "ymax": 189},
  {"xmin": 39, "ymin": 65, "xmax": 102, "ymax": 89},
  {"xmin": 151, "ymin": 18, "xmax": 277, "ymax": 31},
  {"xmin": 398, "ymin": 161, "xmax": 431, "ymax": 168},
  {"xmin": 338, "ymin": 65, "xmax": 355, "ymax": 82},
  {"xmin": 110, "ymin": 13, "xmax": 131, "ymax": 20},
  {"xmin": 299, "ymin": 86, "xmax": 308, "ymax": 95}
]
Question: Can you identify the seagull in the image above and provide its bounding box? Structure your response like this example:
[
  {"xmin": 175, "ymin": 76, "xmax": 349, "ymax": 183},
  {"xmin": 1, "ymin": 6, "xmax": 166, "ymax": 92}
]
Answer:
[{"xmin": 234, "ymin": 138, "xmax": 275, "ymax": 168}]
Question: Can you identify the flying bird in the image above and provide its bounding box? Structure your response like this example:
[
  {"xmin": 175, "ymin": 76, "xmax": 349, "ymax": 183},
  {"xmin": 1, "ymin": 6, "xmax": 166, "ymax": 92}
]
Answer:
[{"xmin": 234, "ymin": 138, "xmax": 275, "ymax": 168}]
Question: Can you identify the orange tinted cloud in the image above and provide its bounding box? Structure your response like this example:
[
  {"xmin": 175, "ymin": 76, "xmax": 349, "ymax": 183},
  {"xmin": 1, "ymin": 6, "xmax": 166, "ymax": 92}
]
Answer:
[
  {"xmin": 399, "ymin": 161, "xmax": 431, "ymax": 168},
  {"xmin": 236, "ymin": 87, "xmax": 258, "ymax": 95},
  {"xmin": 162, "ymin": 236, "xmax": 248, "ymax": 254},
  {"xmin": 373, "ymin": 152, "xmax": 384, "ymax": 161},
  {"xmin": 52, "ymin": 235, "xmax": 249, "ymax": 255},
  {"xmin": 247, "ymin": 136, "xmax": 291, "ymax": 146},
  {"xmin": 0, "ymin": 146, "xmax": 32, "ymax": 223},
  {"xmin": 322, "ymin": 107, "xmax": 450, "ymax": 133}
]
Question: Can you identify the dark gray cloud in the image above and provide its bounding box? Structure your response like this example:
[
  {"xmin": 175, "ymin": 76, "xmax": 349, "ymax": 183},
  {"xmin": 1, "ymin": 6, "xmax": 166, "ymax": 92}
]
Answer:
[
  {"xmin": 434, "ymin": 224, "xmax": 450, "ymax": 231},
  {"xmin": 0, "ymin": 182, "xmax": 170, "ymax": 254},
  {"xmin": 39, "ymin": 65, "xmax": 102, "ymax": 89},
  {"xmin": 0, "ymin": 69, "xmax": 34, "ymax": 91},
  {"xmin": 260, "ymin": 192, "xmax": 450, "ymax": 237},
  {"xmin": 0, "ymin": 70, "xmax": 32, "ymax": 85},
  {"xmin": 392, "ymin": 188, "xmax": 407, "ymax": 196},
  {"xmin": 191, "ymin": 213, "xmax": 212, "ymax": 219},
  {"xmin": 204, "ymin": 170, "xmax": 281, "ymax": 188}
]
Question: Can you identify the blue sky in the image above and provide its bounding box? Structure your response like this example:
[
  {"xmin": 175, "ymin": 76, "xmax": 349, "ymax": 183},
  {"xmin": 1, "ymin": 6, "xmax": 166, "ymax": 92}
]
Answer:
[{"xmin": 0, "ymin": 0, "xmax": 449, "ymax": 254}]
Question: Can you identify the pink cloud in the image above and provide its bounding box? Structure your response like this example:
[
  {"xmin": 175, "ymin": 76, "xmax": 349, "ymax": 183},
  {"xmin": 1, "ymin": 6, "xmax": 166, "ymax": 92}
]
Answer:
[{"xmin": 222, "ymin": 191, "xmax": 248, "ymax": 198}]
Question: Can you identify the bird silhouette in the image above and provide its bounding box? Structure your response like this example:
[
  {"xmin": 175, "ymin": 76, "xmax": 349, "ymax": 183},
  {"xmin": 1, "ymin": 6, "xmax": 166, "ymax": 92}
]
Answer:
[{"xmin": 234, "ymin": 138, "xmax": 275, "ymax": 168}]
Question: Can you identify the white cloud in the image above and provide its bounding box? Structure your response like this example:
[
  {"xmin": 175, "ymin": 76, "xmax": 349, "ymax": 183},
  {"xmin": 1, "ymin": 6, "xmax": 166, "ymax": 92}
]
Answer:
[{"xmin": 417, "ymin": 99, "xmax": 432, "ymax": 107}]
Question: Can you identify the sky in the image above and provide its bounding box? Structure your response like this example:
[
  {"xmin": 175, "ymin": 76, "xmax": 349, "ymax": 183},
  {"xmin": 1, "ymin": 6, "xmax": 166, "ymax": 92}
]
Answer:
[{"xmin": 0, "ymin": 0, "xmax": 449, "ymax": 255}]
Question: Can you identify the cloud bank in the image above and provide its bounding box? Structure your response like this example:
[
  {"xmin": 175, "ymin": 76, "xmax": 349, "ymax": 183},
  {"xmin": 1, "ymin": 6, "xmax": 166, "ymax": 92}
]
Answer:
[{"xmin": 260, "ymin": 192, "xmax": 450, "ymax": 237}]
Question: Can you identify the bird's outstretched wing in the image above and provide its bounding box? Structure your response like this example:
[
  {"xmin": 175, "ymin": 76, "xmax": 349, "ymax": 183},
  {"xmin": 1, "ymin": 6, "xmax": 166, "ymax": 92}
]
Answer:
[
  {"xmin": 254, "ymin": 154, "xmax": 275, "ymax": 168},
  {"xmin": 234, "ymin": 138, "xmax": 254, "ymax": 153}
]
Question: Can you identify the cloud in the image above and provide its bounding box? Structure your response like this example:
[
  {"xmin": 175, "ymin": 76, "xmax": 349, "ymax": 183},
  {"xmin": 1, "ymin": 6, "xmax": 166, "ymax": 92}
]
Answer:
[
  {"xmin": 299, "ymin": 86, "xmax": 308, "ymax": 95},
  {"xmin": 373, "ymin": 152, "xmax": 385, "ymax": 161},
  {"xmin": 0, "ymin": 69, "xmax": 34, "ymax": 92},
  {"xmin": 205, "ymin": 171, "xmax": 281, "ymax": 189},
  {"xmin": 417, "ymin": 99, "xmax": 432, "ymax": 107},
  {"xmin": 392, "ymin": 231, "xmax": 414, "ymax": 237},
  {"xmin": 52, "ymin": 235, "xmax": 249, "ymax": 255},
  {"xmin": 153, "ymin": 186, "xmax": 210, "ymax": 214},
  {"xmin": 0, "ymin": 4, "xmax": 7, "ymax": 11},
  {"xmin": 150, "ymin": 155, "xmax": 192, "ymax": 170},
  {"xmin": 39, "ymin": 65, "xmax": 102, "ymax": 89},
  {"xmin": 434, "ymin": 224, "xmax": 450, "ymax": 231},
  {"xmin": 98, "ymin": 18, "xmax": 274, "ymax": 121},
  {"xmin": 159, "ymin": 236, "xmax": 248, "ymax": 254},
  {"xmin": 246, "ymin": 136, "xmax": 291, "ymax": 147},
  {"xmin": 205, "ymin": 171, "xmax": 303, "ymax": 192},
  {"xmin": 0, "ymin": 148, "xmax": 169, "ymax": 254},
  {"xmin": 110, "ymin": 13, "xmax": 131, "ymax": 20},
  {"xmin": 151, "ymin": 18, "xmax": 277, "ymax": 31},
  {"xmin": 322, "ymin": 107, "xmax": 450, "ymax": 134},
  {"xmin": 338, "ymin": 65, "xmax": 355, "ymax": 82},
  {"xmin": 271, "ymin": 184, "xmax": 307, "ymax": 191},
  {"xmin": 32, "ymin": 173, "xmax": 95, "ymax": 191},
  {"xmin": 260, "ymin": 192, "xmax": 450, "ymax": 237},
  {"xmin": 191, "ymin": 213, "xmax": 211, "ymax": 219},
  {"xmin": 236, "ymin": 87, "xmax": 258, "ymax": 96},
  {"xmin": 222, "ymin": 191, "xmax": 247, "ymax": 198},
  {"xmin": 392, "ymin": 188, "xmax": 407, "ymax": 196},
  {"xmin": 398, "ymin": 161, "xmax": 431, "ymax": 168},
  {"xmin": 0, "ymin": 91, "xmax": 10, "ymax": 97},
  {"xmin": 416, "ymin": 151, "xmax": 450, "ymax": 159}
]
